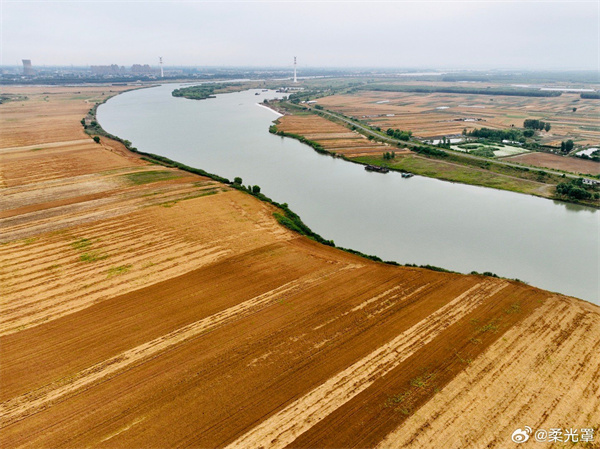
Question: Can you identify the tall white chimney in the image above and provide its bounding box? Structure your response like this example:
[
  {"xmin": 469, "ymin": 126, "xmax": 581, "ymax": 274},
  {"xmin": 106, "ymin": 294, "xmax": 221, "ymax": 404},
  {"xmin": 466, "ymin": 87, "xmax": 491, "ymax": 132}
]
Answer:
[{"xmin": 293, "ymin": 56, "xmax": 297, "ymax": 83}]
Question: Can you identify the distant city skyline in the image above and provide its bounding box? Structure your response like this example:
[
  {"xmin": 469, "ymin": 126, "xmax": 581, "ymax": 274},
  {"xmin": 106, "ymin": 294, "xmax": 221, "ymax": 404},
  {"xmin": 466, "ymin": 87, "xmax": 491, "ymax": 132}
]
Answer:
[{"xmin": 2, "ymin": 1, "xmax": 598, "ymax": 71}]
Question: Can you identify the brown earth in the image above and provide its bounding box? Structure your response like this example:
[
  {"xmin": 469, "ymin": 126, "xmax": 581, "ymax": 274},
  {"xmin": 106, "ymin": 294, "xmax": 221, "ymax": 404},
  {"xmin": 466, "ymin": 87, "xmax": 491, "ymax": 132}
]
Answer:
[
  {"xmin": 1, "ymin": 86, "xmax": 598, "ymax": 449},
  {"xmin": 316, "ymin": 90, "xmax": 600, "ymax": 146},
  {"xmin": 507, "ymin": 152, "xmax": 600, "ymax": 175},
  {"xmin": 275, "ymin": 115, "xmax": 403, "ymax": 157}
]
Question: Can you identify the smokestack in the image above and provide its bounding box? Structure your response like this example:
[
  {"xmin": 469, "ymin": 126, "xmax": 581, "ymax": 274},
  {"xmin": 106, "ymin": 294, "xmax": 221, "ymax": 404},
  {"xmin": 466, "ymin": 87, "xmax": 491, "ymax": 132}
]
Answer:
[
  {"xmin": 159, "ymin": 57, "xmax": 164, "ymax": 78},
  {"xmin": 22, "ymin": 59, "xmax": 34, "ymax": 76},
  {"xmin": 293, "ymin": 56, "xmax": 297, "ymax": 83}
]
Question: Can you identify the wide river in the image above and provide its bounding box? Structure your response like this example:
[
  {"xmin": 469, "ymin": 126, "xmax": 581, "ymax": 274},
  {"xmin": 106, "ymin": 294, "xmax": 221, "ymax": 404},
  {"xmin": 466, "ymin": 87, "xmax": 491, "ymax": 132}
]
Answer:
[{"xmin": 98, "ymin": 84, "xmax": 599, "ymax": 304}]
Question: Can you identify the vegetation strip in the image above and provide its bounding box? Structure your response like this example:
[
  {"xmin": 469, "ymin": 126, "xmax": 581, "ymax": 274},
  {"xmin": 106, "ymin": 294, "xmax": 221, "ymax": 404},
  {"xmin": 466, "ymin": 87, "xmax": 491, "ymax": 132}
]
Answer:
[{"xmin": 358, "ymin": 84, "xmax": 563, "ymax": 97}]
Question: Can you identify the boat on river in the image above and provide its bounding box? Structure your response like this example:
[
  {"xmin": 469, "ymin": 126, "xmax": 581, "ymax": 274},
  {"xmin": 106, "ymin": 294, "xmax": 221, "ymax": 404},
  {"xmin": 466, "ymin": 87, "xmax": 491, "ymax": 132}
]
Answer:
[{"xmin": 365, "ymin": 165, "xmax": 389, "ymax": 173}]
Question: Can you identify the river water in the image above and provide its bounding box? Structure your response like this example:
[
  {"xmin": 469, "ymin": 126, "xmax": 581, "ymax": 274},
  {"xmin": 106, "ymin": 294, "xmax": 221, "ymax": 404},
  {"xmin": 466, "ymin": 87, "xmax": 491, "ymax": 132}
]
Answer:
[{"xmin": 98, "ymin": 84, "xmax": 599, "ymax": 304}]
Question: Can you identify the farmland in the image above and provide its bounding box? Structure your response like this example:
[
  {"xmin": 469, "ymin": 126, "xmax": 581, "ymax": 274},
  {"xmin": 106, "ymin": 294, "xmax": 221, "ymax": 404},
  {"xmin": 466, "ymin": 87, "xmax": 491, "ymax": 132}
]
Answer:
[
  {"xmin": 507, "ymin": 151, "xmax": 600, "ymax": 175},
  {"xmin": 1, "ymin": 86, "xmax": 599, "ymax": 449},
  {"xmin": 273, "ymin": 115, "xmax": 406, "ymax": 158},
  {"xmin": 316, "ymin": 88, "xmax": 600, "ymax": 146}
]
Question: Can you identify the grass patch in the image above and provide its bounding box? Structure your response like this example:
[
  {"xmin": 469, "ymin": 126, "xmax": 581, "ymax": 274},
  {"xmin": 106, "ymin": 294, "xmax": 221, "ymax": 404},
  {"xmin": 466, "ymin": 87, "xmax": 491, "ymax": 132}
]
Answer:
[
  {"xmin": 124, "ymin": 170, "xmax": 180, "ymax": 185},
  {"xmin": 79, "ymin": 252, "xmax": 109, "ymax": 263},
  {"xmin": 476, "ymin": 319, "xmax": 500, "ymax": 334},
  {"xmin": 504, "ymin": 302, "xmax": 522, "ymax": 315},
  {"xmin": 386, "ymin": 391, "xmax": 410, "ymax": 406},
  {"xmin": 157, "ymin": 189, "xmax": 219, "ymax": 208},
  {"xmin": 71, "ymin": 238, "xmax": 92, "ymax": 250},
  {"xmin": 454, "ymin": 349, "xmax": 473, "ymax": 365},
  {"xmin": 107, "ymin": 264, "xmax": 132, "ymax": 277},
  {"xmin": 410, "ymin": 372, "xmax": 437, "ymax": 388},
  {"xmin": 385, "ymin": 370, "xmax": 438, "ymax": 414}
]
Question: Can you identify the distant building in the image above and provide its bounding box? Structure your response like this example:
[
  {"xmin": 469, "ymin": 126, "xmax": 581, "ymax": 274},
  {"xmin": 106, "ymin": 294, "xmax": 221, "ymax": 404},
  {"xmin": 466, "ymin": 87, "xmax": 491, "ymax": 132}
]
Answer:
[
  {"xmin": 131, "ymin": 64, "xmax": 157, "ymax": 75},
  {"xmin": 90, "ymin": 64, "xmax": 125, "ymax": 75},
  {"xmin": 22, "ymin": 59, "xmax": 34, "ymax": 76}
]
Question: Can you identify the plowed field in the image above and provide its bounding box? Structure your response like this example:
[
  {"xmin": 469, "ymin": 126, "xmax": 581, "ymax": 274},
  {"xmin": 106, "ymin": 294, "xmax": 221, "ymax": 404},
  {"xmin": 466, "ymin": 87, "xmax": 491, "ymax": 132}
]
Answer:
[{"xmin": 275, "ymin": 115, "xmax": 403, "ymax": 157}]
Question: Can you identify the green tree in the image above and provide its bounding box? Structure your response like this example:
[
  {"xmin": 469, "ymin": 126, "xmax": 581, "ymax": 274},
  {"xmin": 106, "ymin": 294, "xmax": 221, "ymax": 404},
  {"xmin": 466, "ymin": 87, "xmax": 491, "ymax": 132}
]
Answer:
[
  {"xmin": 252, "ymin": 185, "xmax": 261, "ymax": 194},
  {"xmin": 93, "ymin": 136, "xmax": 100, "ymax": 144},
  {"xmin": 565, "ymin": 140, "xmax": 574, "ymax": 152},
  {"xmin": 544, "ymin": 123, "xmax": 551, "ymax": 132},
  {"xmin": 234, "ymin": 177, "xmax": 243, "ymax": 185}
]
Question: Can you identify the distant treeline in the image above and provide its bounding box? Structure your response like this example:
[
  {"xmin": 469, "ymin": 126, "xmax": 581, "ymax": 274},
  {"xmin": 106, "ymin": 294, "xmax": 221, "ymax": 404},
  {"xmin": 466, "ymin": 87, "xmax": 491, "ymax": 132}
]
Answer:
[
  {"xmin": 442, "ymin": 75, "xmax": 491, "ymax": 82},
  {"xmin": 172, "ymin": 83, "xmax": 236, "ymax": 100},
  {"xmin": 385, "ymin": 128, "xmax": 412, "ymax": 141},
  {"xmin": 523, "ymin": 119, "xmax": 551, "ymax": 131},
  {"xmin": 467, "ymin": 127, "xmax": 523, "ymax": 141},
  {"xmin": 581, "ymin": 92, "xmax": 600, "ymax": 99},
  {"xmin": 360, "ymin": 84, "xmax": 562, "ymax": 98}
]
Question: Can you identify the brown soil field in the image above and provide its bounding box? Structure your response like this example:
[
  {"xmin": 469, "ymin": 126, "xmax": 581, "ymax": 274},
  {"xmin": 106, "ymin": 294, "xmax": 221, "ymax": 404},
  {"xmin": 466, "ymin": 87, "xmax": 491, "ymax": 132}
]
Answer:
[
  {"xmin": 507, "ymin": 152, "xmax": 600, "ymax": 175},
  {"xmin": 275, "ymin": 115, "xmax": 403, "ymax": 157},
  {"xmin": 1, "ymin": 86, "xmax": 598, "ymax": 449},
  {"xmin": 317, "ymin": 90, "xmax": 600, "ymax": 145}
]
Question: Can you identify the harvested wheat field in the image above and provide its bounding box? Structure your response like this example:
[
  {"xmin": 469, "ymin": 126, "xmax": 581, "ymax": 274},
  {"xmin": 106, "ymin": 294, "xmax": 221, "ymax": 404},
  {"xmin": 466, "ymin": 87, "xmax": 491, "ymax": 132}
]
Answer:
[
  {"xmin": 275, "ymin": 115, "xmax": 404, "ymax": 157},
  {"xmin": 317, "ymin": 89, "xmax": 600, "ymax": 145},
  {"xmin": 1, "ymin": 86, "xmax": 599, "ymax": 449},
  {"xmin": 506, "ymin": 152, "xmax": 600, "ymax": 175}
]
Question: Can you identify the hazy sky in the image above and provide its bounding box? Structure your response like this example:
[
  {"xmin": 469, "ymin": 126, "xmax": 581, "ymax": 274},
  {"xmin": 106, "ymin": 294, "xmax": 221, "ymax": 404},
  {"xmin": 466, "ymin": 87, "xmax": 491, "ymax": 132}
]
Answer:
[{"xmin": 2, "ymin": 1, "xmax": 598, "ymax": 70}]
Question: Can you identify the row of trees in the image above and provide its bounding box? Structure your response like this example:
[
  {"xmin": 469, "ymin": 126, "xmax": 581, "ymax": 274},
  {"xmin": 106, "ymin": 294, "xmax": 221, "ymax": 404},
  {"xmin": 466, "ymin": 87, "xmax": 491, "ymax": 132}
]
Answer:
[
  {"xmin": 581, "ymin": 92, "xmax": 600, "ymax": 99},
  {"xmin": 386, "ymin": 128, "xmax": 412, "ymax": 141},
  {"xmin": 523, "ymin": 119, "xmax": 551, "ymax": 131},
  {"xmin": 233, "ymin": 177, "xmax": 261, "ymax": 194},
  {"xmin": 365, "ymin": 85, "xmax": 562, "ymax": 98},
  {"xmin": 467, "ymin": 127, "xmax": 523, "ymax": 142},
  {"xmin": 383, "ymin": 151, "xmax": 396, "ymax": 160}
]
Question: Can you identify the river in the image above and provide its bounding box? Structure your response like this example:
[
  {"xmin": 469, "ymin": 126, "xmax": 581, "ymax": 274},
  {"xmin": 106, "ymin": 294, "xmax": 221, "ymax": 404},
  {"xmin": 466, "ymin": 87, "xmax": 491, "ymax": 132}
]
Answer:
[{"xmin": 97, "ymin": 84, "xmax": 599, "ymax": 304}]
